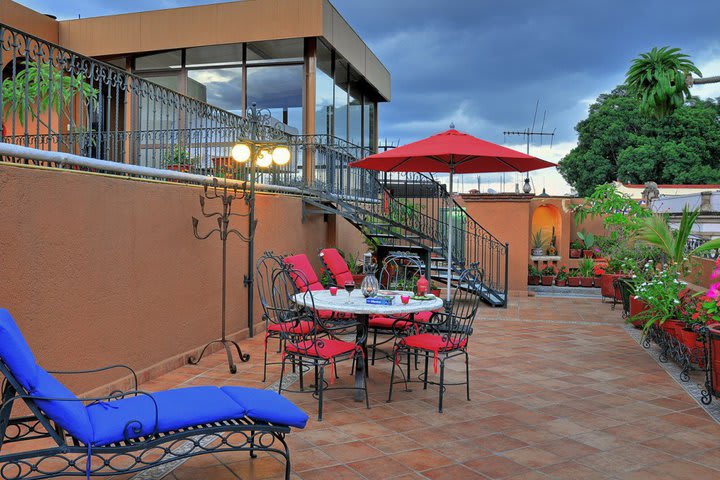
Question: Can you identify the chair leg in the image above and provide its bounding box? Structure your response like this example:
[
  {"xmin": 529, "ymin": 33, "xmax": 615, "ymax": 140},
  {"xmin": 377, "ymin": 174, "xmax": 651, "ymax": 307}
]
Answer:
[
  {"xmin": 387, "ymin": 351, "xmax": 397, "ymax": 403},
  {"xmin": 298, "ymin": 356, "xmax": 304, "ymax": 391},
  {"xmin": 465, "ymin": 350, "xmax": 471, "ymax": 401},
  {"xmin": 278, "ymin": 354, "xmax": 287, "ymax": 395},
  {"xmin": 438, "ymin": 357, "xmax": 445, "ymax": 413},
  {"xmin": 361, "ymin": 352, "xmax": 370, "ymax": 410},
  {"xmin": 318, "ymin": 365, "xmax": 325, "ymax": 422},
  {"xmin": 262, "ymin": 340, "xmax": 268, "ymax": 383},
  {"xmin": 406, "ymin": 350, "xmax": 411, "ymax": 384},
  {"xmin": 423, "ymin": 354, "xmax": 429, "ymax": 390},
  {"xmin": 371, "ymin": 329, "xmax": 377, "ymax": 365}
]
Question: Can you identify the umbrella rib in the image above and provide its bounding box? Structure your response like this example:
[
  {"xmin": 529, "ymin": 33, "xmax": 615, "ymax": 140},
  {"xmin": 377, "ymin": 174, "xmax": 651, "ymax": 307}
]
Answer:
[
  {"xmin": 388, "ymin": 157, "xmax": 415, "ymax": 172},
  {"xmin": 494, "ymin": 156, "xmax": 524, "ymax": 172}
]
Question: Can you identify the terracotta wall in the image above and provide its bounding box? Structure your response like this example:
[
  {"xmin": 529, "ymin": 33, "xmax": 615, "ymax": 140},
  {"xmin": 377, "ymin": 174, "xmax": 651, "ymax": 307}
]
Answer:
[
  {"xmin": 685, "ymin": 256, "xmax": 718, "ymax": 290},
  {"xmin": 0, "ymin": 0, "xmax": 59, "ymax": 43},
  {"xmin": 459, "ymin": 194, "xmax": 530, "ymax": 294},
  {"xmin": 0, "ymin": 164, "xmax": 364, "ymax": 393}
]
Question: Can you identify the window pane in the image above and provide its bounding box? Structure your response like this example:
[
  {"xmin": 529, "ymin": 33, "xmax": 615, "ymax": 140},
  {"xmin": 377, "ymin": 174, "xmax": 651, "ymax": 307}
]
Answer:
[
  {"xmin": 364, "ymin": 100, "xmax": 376, "ymax": 152},
  {"xmin": 247, "ymin": 39, "xmax": 303, "ymax": 64},
  {"xmin": 316, "ymin": 42, "xmax": 333, "ymax": 136},
  {"xmin": 247, "ymin": 65, "xmax": 303, "ymax": 134},
  {"xmin": 348, "ymin": 79, "xmax": 362, "ymax": 147},
  {"xmin": 187, "ymin": 68, "xmax": 243, "ymax": 116},
  {"xmin": 186, "ymin": 43, "xmax": 243, "ymax": 68},
  {"xmin": 334, "ymin": 59, "xmax": 348, "ymax": 141},
  {"xmin": 135, "ymin": 50, "xmax": 182, "ymax": 71}
]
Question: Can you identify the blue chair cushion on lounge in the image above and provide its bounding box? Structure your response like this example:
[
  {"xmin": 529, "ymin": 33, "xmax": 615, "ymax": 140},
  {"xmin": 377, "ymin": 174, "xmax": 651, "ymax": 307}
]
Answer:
[
  {"xmin": 221, "ymin": 386, "xmax": 309, "ymax": 429},
  {"xmin": 87, "ymin": 386, "xmax": 246, "ymax": 446},
  {"xmin": 31, "ymin": 369, "xmax": 94, "ymax": 444},
  {"xmin": 0, "ymin": 309, "xmax": 40, "ymax": 390}
]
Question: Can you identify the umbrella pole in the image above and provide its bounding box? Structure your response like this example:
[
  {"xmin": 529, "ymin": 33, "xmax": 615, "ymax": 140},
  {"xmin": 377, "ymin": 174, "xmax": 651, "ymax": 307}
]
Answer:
[{"xmin": 446, "ymin": 168, "xmax": 453, "ymax": 303}]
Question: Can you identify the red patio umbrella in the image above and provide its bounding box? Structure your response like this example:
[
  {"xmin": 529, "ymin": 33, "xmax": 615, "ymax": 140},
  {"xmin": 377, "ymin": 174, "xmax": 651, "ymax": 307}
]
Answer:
[{"xmin": 349, "ymin": 128, "xmax": 556, "ymax": 300}]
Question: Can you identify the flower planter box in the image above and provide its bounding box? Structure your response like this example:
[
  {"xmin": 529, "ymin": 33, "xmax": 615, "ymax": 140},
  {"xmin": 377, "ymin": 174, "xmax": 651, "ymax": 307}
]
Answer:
[
  {"xmin": 569, "ymin": 249, "xmax": 581, "ymax": 259},
  {"xmin": 582, "ymin": 250, "xmax": 594, "ymax": 258},
  {"xmin": 580, "ymin": 277, "xmax": 594, "ymax": 288},
  {"xmin": 708, "ymin": 326, "xmax": 720, "ymax": 396},
  {"xmin": 540, "ymin": 275, "xmax": 555, "ymax": 286},
  {"xmin": 568, "ymin": 277, "xmax": 581, "ymax": 287},
  {"xmin": 679, "ymin": 328, "xmax": 697, "ymax": 350},
  {"xmin": 528, "ymin": 275, "xmax": 540, "ymax": 286},
  {"xmin": 556, "ymin": 279, "xmax": 567, "ymax": 287}
]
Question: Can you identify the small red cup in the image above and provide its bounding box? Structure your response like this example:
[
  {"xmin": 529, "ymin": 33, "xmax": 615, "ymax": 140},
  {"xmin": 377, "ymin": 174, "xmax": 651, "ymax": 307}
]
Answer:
[
  {"xmin": 329, "ymin": 286, "xmax": 338, "ymax": 296},
  {"xmin": 401, "ymin": 295, "xmax": 410, "ymax": 304}
]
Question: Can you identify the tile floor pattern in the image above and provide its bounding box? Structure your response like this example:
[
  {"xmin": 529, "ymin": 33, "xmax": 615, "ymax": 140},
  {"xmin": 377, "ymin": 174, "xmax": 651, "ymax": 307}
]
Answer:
[{"xmin": 24, "ymin": 297, "xmax": 720, "ymax": 479}]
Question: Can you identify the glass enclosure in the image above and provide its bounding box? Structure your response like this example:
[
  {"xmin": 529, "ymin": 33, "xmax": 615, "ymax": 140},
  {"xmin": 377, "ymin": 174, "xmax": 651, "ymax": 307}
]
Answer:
[{"xmin": 131, "ymin": 38, "xmax": 378, "ymax": 149}]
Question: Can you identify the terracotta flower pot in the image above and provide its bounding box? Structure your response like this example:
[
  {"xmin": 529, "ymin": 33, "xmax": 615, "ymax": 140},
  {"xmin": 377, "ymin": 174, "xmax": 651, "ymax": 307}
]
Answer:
[
  {"xmin": 629, "ymin": 297, "xmax": 648, "ymax": 327},
  {"xmin": 662, "ymin": 319, "xmax": 684, "ymax": 338},
  {"xmin": 556, "ymin": 279, "xmax": 567, "ymax": 287},
  {"xmin": 580, "ymin": 277, "xmax": 594, "ymax": 287},
  {"xmin": 541, "ymin": 275, "xmax": 555, "ymax": 286},
  {"xmin": 568, "ymin": 277, "xmax": 581, "ymax": 287},
  {"xmin": 430, "ymin": 289, "xmax": 441, "ymax": 297},
  {"xmin": 679, "ymin": 328, "xmax": 697, "ymax": 350},
  {"xmin": 582, "ymin": 250, "xmax": 594, "ymax": 258},
  {"xmin": 351, "ymin": 274, "xmax": 365, "ymax": 286},
  {"xmin": 600, "ymin": 273, "xmax": 622, "ymax": 299},
  {"xmin": 528, "ymin": 275, "xmax": 540, "ymax": 286},
  {"xmin": 569, "ymin": 249, "xmax": 581, "ymax": 259}
]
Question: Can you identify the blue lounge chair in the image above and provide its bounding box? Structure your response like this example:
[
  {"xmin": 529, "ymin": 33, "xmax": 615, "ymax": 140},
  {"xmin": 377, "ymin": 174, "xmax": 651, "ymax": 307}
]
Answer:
[{"xmin": 0, "ymin": 309, "xmax": 308, "ymax": 479}]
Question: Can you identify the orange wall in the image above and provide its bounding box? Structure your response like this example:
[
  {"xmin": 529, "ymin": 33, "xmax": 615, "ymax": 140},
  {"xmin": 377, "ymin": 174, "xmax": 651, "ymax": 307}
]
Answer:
[
  {"xmin": 459, "ymin": 195, "xmax": 530, "ymax": 293},
  {"xmin": 0, "ymin": 164, "xmax": 364, "ymax": 393},
  {"xmin": 0, "ymin": 0, "xmax": 59, "ymax": 43}
]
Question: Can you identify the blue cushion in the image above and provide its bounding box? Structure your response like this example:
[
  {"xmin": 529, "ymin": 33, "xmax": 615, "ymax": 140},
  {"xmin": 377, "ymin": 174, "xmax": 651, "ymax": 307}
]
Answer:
[
  {"xmin": 31, "ymin": 369, "xmax": 94, "ymax": 444},
  {"xmin": 0, "ymin": 309, "xmax": 40, "ymax": 390},
  {"xmin": 87, "ymin": 386, "xmax": 246, "ymax": 446},
  {"xmin": 221, "ymin": 386, "xmax": 308, "ymax": 429}
]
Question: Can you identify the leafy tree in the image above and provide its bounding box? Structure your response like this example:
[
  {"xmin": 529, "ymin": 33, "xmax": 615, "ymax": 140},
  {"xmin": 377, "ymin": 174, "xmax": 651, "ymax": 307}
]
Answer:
[
  {"xmin": 626, "ymin": 47, "xmax": 701, "ymax": 119},
  {"xmin": 558, "ymin": 86, "xmax": 720, "ymax": 196}
]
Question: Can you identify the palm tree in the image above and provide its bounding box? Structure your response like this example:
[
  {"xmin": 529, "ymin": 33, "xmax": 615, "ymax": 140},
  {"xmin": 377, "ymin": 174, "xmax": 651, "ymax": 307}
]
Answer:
[
  {"xmin": 636, "ymin": 206, "xmax": 720, "ymax": 265},
  {"xmin": 625, "ymin": 47, "xmax": 720, "ymax": 119}
]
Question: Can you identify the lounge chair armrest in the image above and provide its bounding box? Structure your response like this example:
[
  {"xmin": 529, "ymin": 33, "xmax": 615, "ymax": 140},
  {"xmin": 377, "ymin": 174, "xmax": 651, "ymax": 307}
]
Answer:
[
  {"xmin": 47, "ymin": 364, "xmax": 138, "ymax": 391},
  {"xmin": 1, "ymin": 390, "xmax": 159, "ymax": 442}
]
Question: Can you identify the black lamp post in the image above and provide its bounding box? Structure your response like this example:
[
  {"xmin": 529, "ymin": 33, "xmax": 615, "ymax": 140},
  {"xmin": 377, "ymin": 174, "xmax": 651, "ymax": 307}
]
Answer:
[{"xmin": 188, "ymin": 104, "xmax": 291, "ymax": 374}]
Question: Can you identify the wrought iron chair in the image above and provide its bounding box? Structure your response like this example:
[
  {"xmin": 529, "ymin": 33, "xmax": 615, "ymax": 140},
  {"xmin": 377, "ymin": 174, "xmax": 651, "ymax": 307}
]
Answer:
[
  {"xmin": 368, "ymin": 253, "xmax": 439, "ymax": 365},
  {"xmin": 284, "ymin": 253, "xmax": 353, "ymax": 322},
  {"xmin": 614, "ymin": 277, "xmax": 633, "ymax": 319},
  {"xmin": 270, "ymin": 265, "xmax": 369, "ymax": 421},
  {"xmin": 319, "ymin": 248, "xmax": 355, "ymax": 287},
  {"xmin": 387, "ymin": 264, "xmax": 483, "ymax": 413},
  {"xmin": 0, "ymin": 308, "xmax": 308, "ymax": 480},
  {"xmin": 257, "ymin": 251, "xmax": 319, "ymax": 383}
]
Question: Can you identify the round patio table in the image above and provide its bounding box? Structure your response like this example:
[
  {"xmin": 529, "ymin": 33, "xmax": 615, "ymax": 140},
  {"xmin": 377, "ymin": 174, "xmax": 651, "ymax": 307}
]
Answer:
[{"xmin": 292, "ymin": 289, "xmax": 444, "ymax": 401}]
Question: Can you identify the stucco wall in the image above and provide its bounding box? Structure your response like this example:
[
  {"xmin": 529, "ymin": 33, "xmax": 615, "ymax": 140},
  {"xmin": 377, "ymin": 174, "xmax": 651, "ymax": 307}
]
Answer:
[
  {"xmin": 0, "ymin": 164, "xmax": 364, "ymax": 393},
  {"xmin": 0, "ymin": 0, "xmax": 59, "ymax": 43}
]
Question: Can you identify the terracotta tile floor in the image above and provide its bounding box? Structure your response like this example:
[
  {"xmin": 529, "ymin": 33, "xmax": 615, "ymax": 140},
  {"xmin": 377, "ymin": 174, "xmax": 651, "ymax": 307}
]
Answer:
[{"xmin": 35, "ymin": 297, "xmax": 720, "ymax": 479}]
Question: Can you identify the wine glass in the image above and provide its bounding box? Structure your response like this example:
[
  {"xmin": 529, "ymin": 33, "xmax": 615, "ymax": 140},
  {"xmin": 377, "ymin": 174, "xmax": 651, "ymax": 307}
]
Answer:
[{"xmin": 344, "ymin": 281, "xmax": 355, "ymax": 303}]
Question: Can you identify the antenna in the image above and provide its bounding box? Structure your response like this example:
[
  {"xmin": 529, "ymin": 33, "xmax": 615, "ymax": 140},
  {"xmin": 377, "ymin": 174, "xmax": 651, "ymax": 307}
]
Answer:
[{"xmin": 503, "ymin": 100, "xmax": 555, "ymax": 194}]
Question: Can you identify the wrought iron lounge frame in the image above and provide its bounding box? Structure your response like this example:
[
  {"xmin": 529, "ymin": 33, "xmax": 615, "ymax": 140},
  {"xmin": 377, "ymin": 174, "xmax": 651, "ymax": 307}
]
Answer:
[{"xmin": 0, "ymin": 361, "xmax": 294, "ymax": 480}]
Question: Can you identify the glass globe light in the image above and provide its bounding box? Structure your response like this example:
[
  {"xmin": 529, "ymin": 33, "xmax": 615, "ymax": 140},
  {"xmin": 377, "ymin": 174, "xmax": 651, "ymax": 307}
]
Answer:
[
  {"xmin": 272, "ymin": 146, "xmax": 291, "ymax": 166},
  {"xmin": 231, "ymin": 143, "xmax": 251, "ymax": 163},
  {"xmin": 256, "ymin": 149, "xmax": 272, "ymax": 168}
]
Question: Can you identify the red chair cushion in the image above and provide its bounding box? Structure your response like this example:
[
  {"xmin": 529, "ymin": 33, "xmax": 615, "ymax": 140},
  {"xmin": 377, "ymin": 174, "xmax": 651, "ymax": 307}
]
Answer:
[
  {"xmin": 284, "ymin": 254, "xmax": 324, "ymax": 291},
  {"xmin": 400, "ymin": 333, "xmax": 467, "ymax": 352},
  {"xmin": 267, "ymin": 320, "xmax": 315, "ymax": 335},
  {"xmin": 368, "ymin": 316, "xmax": 413, "ymax": 330},
  {"xmin": 320, "ymin": 248, "xmax": 354, "ymax": 286},
  {"xmin": 286, "ymin": 339, "xmax": 358, "ymax": 359}
]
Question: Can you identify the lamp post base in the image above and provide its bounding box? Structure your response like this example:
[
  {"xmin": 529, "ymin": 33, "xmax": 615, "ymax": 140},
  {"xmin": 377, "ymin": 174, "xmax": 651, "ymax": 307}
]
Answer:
[{"xmin": 188, "ymin": 338, "xmax": 251, "ymax": 374}]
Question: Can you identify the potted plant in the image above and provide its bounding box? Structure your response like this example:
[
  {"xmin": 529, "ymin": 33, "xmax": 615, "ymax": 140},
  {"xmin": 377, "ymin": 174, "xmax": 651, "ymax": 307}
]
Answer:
[
  {"xmin": 569, "ymin": 240, "xmax": 583, "ymax": 259},
  {"xmin": 578, "ymin": 258, "xmax": 595, "ymax": 287},
  {"xmin": 528, "ymin": 264, "xmax": 541, "ymax": 286},
  {"xmin": 531, "ymin": 229, "xmax": 546, "ymax": 256},
  {"xmin": 631, "ymin": 263, "xmax": 686, "ymax": 333},
  {"xmin": 343, "ymin": 251, "xmax": 366, "ymax": 285},
  {"xmin": 695, "ymin": 259, "xmax": 720, "ymax": 393},
  {"xmin": 547, "ymin": 227, "xmax": 558, "ymax": 256},
  {"xmin": 540, "ymin": 264, "xmax": 556, "ymax": 286},
  {"xmin": 429, "ymin": 279, "xmax": 441, "ymax": 297},
  {"xmin": 555, "ymin": 266, "xmax": 568, "ymax": 287},
  {"xmin": 164, "ymin": 146, "xmax": 198, "ymax": 172},
  {"xmin": 567, "ymin": 268, "xmax": 581, "ymax": 287},
  {"xmin": 577, "ymin": 229, "xmax": 595, "ymax": 258}
]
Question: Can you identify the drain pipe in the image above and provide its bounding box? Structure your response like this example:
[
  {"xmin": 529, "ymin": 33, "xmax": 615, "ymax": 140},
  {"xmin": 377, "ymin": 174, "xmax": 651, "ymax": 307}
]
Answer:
[{"xmin": 0, "ymin": 143, "xmax": 303, "ymax": 195}]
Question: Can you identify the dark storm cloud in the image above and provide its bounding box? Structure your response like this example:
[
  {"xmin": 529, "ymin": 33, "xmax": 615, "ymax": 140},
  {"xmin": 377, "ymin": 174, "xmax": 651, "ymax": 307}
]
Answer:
[{"xmin": 21, "ymin": 0, "xmax": 720, "ymax": 148}]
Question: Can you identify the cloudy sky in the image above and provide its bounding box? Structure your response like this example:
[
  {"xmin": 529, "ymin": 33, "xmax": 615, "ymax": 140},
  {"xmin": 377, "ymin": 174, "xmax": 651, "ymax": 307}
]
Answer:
[{"xmin": 19, "ymin": 0, "xmax": 720, "ymax": 194}]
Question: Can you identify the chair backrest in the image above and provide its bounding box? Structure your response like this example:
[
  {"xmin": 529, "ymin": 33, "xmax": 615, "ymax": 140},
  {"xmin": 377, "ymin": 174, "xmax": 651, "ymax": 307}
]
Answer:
[
  {"xmin": 256, "ymin": 251, "xmax": 286, "ymax": 326},
  {"xmin": 0, "ymin": 309, "xmax": 94, "ymax": 444},
  {"xmin": 443, "ymin": 265, "xmax": 484, "ymax": 346},
  {"xmin": 267, "ymin": 265, "xmax": 322, "ymax": 349},
  {"xmin": 283, "ymin": 254, "xmax": 324, "ymax": 292},
  {"xmin": 379, "ymin": 253, "xmax": 424, "ymax": 291},
  {"xmin": 319, "ymin": 248, "xmax": 354, "ymax": 287}
]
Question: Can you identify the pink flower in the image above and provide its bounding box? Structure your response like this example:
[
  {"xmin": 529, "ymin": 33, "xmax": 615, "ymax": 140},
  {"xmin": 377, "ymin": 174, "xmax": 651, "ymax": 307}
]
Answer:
[{"xmin": 708, "ymin": 285, "xmax": 720, "ymax": 299}]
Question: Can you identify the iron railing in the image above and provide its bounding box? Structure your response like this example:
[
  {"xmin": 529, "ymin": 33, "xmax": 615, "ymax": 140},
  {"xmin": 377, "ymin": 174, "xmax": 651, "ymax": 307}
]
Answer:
[{"xmin": 686, "ymin": 236, "xmax": 719, "ymax": 260}]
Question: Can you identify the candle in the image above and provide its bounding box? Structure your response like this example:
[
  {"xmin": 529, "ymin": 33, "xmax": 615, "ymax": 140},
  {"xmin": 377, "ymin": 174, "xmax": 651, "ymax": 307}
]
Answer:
[{"xmin": 401, "ymin": 295, "xmax": 410, "ymax": 304}]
